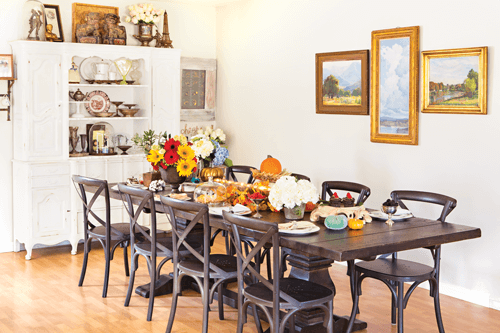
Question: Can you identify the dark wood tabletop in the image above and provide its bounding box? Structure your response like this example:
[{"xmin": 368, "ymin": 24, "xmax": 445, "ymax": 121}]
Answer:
[{"xmin": 104, "ymin": 184, "xmax": 481, "ymax": 262}]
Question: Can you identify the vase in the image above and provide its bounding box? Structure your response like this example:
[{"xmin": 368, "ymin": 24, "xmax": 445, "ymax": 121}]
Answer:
[
  {"xmin": 283, "ymin": 203, "xmax": 306, "ymax": 220},
  {"xmin": 133, "ymin": 23, "xmax": 154, "ymax": 46},
  {"xmin": 159, "ymin": 166, "xmax": 186, "ymax": 192}
]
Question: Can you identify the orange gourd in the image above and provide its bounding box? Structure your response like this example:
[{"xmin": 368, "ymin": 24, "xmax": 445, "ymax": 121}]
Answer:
[
  {"xmin": 260, "ymin": 155, "xmax": 282, "ymax": 174},
  {"xmin": 348, "ymin": 218, "xmax": 364, "ymax": 229}
]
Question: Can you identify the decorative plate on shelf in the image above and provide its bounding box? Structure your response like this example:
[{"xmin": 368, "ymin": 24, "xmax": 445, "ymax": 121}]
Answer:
[
  {"xmin": 79, "ymin": 56, "xmax": 102, "ymax": 81},
  {"xmin": 84, "ymin": 90, "xmax": 111, "ymax": 114}
]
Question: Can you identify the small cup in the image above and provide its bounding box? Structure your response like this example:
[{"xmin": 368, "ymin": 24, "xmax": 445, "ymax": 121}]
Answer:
[{"xmin": 108, "ymin": 72, "xmax": 118, "ymax": 80}]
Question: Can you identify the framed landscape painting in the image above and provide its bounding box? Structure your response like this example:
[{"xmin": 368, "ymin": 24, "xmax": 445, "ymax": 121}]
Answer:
[
  {"xmin": 371, "ymin": 26, "xmax": 419, "ymax": 145},
  {"xmin": 315, "ymin": 50, "xmax": 369, "ymax": 115},
  {"xmin": 421, "ymin": 47, "xmax": 487, "ymax": 114}
]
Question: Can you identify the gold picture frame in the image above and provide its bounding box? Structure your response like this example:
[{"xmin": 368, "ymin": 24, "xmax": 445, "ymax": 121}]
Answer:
[
  {"xmin": 421, "ymin": 47, "xmax": 487, "ymax": 114},
  {"xmin": 72, "ymin": 3, "xmax": 119, "ymax": 43},
  {"xmin": 371, "ymin": 26, "xmax": 419, "ymax": 145},
  {"xmin": 0, "ymin": 54, "xmax": 15, "ymax": 80},
  {"xmin": 315, "ymin": 50, "xmax": 369, "ymax": 115}
]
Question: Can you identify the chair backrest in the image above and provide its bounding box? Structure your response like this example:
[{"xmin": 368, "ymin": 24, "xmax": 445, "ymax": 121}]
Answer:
[
  {"xmin": 72, "ymin": 175, "xmax": 125, "ymax": 240},
  {"xmin": 226, "ymin": 165, "xmax": 255, "ymax": 183},
  {"xmin": 291, "ymin": 173, "xmax": 311, "ymax": 181},
  {"xmin": 117, "ymin": 184, "xmax": 169, "ymax": 258},
  {"xmin": 160, "ymin": 196, "xmax": 230, "ymax": 278},
  {"xmin": 321, "ymin": 181, "xmax": 371, "ymax": 205},
  {"xmin": 390, "ymin": 190, "xmax": 457, "ymax": 222},
  {"xmin": 222, "ymin": 211, "xmax": 303, "ymax": 309}
]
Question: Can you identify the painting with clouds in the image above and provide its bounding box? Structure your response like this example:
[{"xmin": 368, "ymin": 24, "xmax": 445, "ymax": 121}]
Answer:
[
  {"xmin": 371, "ymin": 26, "xmax": 419, "ymax": 145},
  {"xmin": 379, "ymin": 37, "xmax": 410, "ymax": 135}
]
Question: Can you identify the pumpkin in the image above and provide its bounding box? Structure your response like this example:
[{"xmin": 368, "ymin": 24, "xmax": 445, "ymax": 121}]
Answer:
[
  {"xmin": 348, "ymin": 218, "xmax": 364, "ymax": 230},
  {"xmin": 200, "ymin": 167, "xmax": 224, "ymax": 182},
  {"xmin": 260, "ymin": 155, "xmax": 282, "ymax": 174}
]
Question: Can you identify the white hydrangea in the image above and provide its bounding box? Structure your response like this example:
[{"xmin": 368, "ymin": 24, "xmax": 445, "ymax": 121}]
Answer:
[
  {"xmin": 268, "ymin": 176, "xmax": 318, "ymax": 210},
  {"xmin": 192, "ymin": 138, "xmax": 214, "ymax": 159}
]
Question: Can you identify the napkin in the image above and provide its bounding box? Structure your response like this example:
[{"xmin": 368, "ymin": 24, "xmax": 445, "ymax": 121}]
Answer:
[{"xmin": 232, "ymin": 204, "xmax": 251, "ymax": 213}]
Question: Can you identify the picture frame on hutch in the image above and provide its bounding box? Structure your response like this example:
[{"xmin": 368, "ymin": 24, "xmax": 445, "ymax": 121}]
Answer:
[
  {"xmin": 421, "ymin": 47, "xmax": 487, "ymax": 115},
  {"xmin": 0, "ymin": 54, "xmax": 15, "ymax": 80},
  {"xmin": 370, "ymin": 26, "xmax": 419, "ymax": 145},
  {"xmin": 315, "ymin": 50, "xmax": 369, "ymax": 115},
  {"xmin": 44, "ymin": 4, "xmax": 64, "ymax": 42},
  {"xmin": 72, "ymin": 3, "xmax": 119, "ymax": 43}
]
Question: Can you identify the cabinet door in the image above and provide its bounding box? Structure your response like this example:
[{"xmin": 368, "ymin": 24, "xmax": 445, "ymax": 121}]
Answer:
[
  {"xmin": 152, "ymin": 54, "xmax": 181, "ymax": 134},
  {"xmin": 27, "ymin": 54, "xmax": 63, "ymax": 159},
  {"xmin": 32, "ymin": 186, "xmax": 70, "ymax": 238}
]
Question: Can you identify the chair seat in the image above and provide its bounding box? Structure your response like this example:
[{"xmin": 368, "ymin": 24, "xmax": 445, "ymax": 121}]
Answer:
[
  {"xmin": 89, "ymin": 223, "xmax": 132, "ymax": 240},
  {"xmin": 244, "ymin": 278, "xmax": 334, "ymax": 308},
  {"xmin": 356, "ymin": 258, "xmax": 435, "ymax": 281},
  {"xmin": 179, "ymin": 254, "xmax": 239, "ymax": 277}
]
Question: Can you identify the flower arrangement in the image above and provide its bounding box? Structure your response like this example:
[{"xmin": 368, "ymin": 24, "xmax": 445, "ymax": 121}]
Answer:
[
  {"xmin": 133, "ymin": 130, "xmax": 197, "ymax": 177},
  {"xmin": 125, "ymin": 3, "xmax": 164, "ymax": 25},
  {"xmin": 225, "ymin": 181, "xmax": 271, "ymax": 212},
  {"xmin": 268, "ymin": 176, "xmax": 319, "ymax": 211},
  {"xmin": 190, "ymin": 126, "xmax": 232, "ymax": 167}
]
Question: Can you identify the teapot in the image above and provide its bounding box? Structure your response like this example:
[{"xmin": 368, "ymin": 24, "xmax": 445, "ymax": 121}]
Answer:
[{"xmin": 69, "ymin": 89, "xmax": 88, "ymax": 101}]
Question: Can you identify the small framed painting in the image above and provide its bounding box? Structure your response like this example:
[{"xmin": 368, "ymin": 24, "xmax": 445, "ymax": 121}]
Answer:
[
  {"xmin": 371, "ymin": 26, "xmax": 419, "ymax": 145},
  {"xmin": 315, "ymin": 50, "xmax": 369, "ymax": 115},
  {"xmin": 44, "ymin": 4, "xmax": 64, "ymax": 42},
  {"xmin": 421, "ymin": 47, "xmax": 487, "ymax": 114},
  {"xmin": 0, "ymin": 54, "xmax": 14, "ymax": 80}
]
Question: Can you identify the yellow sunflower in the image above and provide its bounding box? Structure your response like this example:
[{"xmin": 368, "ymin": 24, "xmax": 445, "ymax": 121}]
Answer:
[
  {"xmin": 176, "ymin": 158, "xmax": 197, "ymax": 177},
  {"xmin": 177, "ymin": 144, "xmax": 195, "ymax": 160},
  {"xmin": 147, "ymin": 149, "xmax": 163, "ymax": 165}
]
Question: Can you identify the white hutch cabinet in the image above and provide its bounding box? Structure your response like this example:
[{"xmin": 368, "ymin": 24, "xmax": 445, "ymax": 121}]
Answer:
[{"xmin": 11, "ymin": 41, "xmax": 181, "ymax": 259}]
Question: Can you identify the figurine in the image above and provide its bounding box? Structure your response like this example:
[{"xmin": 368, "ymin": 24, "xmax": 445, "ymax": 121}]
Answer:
[
  {"xmin": 27, "ymin": 8, "xmax": 43, "ymax": 40},
  {"xmin": 45, "ymin": 24, "xmax": 60, "ymax": 42},
  {"xmin": 102, "ymin": 14, "xmax": 126, "ymax": 45},
  {"xmin": 75, "ymin": 12, "xmax": 101, "ymax": 44}
]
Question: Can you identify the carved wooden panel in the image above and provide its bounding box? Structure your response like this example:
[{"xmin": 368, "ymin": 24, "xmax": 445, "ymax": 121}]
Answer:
[
  {"xmin": 28, "ymin": 55, "xmax": 63, "ymax": 159},
  {"xmin": 32, "ymin": 187, "xmax": 70, "ymax": 238}
]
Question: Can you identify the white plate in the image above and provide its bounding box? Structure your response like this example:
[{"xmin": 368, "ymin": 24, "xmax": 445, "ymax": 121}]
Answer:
[
  {"xmin": 209, "ymin": 206, "xmax": 252, "ymax": 216},
  {"xmin": 79, "ymin": 56, "xmax": 102, "ymax": 81},
  {"xmin": 180, "ymin": 183, "xmax": 197, "ymax": 193},
  {"xmin": 369, "ymin": 208, "xmax": 413, "ymax": 221},
  {"xmin": 279, "ymin": 221, "xmax": 320, "ymax": 235}
]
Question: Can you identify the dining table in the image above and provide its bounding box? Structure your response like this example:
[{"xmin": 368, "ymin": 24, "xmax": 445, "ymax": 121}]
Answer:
[{"xmin": 95, "ymin": 183, "xmax": 481, "ymax": 333}]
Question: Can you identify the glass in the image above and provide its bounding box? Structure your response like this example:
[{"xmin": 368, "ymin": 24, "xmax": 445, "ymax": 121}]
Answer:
[
  {"xmin": 114, "ymin": 58, "xmax": 133, "ymax": 85},
  {"xmin": 194, "ymin": 177, "xmax": 227, "ymax": 207},
  {"xmin": 284, "ymin": 203, "xmax": 306, "ymax": 220},
  {"xmin": 22, "ymin": 0, "xmax": 46, "ymax": 41},
  {"xmin": 89, "ymin": 122, "xmax": 115, "ymax": 155}
]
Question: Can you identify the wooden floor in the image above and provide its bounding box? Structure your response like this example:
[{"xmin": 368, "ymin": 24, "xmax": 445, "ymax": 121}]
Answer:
[{"xmin": 1, "ymin": 238, "xmax": 499, "ymax": 333}]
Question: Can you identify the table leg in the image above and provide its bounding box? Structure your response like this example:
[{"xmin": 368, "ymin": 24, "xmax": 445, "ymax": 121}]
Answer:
[{"xmin": 286, "ymin": 250, "xmax": 367, "ymax": 333}]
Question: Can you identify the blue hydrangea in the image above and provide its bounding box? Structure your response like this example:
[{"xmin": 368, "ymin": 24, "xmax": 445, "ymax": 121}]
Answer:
[{"xmin": 213, "ymin": 147, "xmax": 229, "ymax": 166}]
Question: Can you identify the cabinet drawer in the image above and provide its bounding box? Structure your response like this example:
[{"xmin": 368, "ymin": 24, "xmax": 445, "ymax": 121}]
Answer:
[
  {"xmin": 32, "ymin": 175, "xmax": 69, "ymax": 188},
  {"xmin": 31, "ymin": 164, "xmax": 70, "ymax": 177}
]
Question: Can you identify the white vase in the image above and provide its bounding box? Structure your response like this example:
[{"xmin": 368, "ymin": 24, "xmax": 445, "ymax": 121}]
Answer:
[{"xmin": 283, "ymin": 203, "xmax": 306, "ymax": 220}]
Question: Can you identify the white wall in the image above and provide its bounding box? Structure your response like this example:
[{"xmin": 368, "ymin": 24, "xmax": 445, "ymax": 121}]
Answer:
[
  {"xmin": 216, "ymin": 0, "xmax": 500, "ymax": 308},
  {"xmin": 0, "ymin": 0, "xmax": 216, "ymax": 252}
]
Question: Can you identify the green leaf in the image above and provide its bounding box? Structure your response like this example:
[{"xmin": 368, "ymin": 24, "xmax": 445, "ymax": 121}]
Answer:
[{"xmin": 224, "ymin": 158, "xmax": 233, "ymax": 167}]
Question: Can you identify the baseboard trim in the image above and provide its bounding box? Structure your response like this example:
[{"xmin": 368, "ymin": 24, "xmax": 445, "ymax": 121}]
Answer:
[
  {"xmin": 332, "ymin": 262, "xmax": 492, "ymax": 309},
  {"xmin": 0, "ymin": 241, "xmax": 14, "ymax": 253}
]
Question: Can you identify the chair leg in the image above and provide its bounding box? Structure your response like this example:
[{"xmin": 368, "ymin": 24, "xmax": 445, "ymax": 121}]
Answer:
[
  {"xmin": 147, "ymin": 257, "xmax": 156, "ymax": 321},
  {"xmin": 78, "ymin": 238, "xmax": 90, "ymax": 287},
  {"xmin": 218, "ymin": 282, "xmax": 224, "ymax": 320},
  {"xmin": 202, "ymin": 280, "xmax": 210, "ymax": 333},
  {"xmin": 265, "ymin": 249, "xmax": 272, "ymax": 280},
  {"xmin": 123, "ymin": 241, "xmax": 130, "ymax": 277},
  {"xmin": 391, "ymin": 280, "xmax": 397, "ymax": 324},
  {"xmin": 289, "ymin": 312, "xmax": 296, "ymax": 333},
  {"xmin": 124, "ymin": 253, "xmax": 139, "ymax": 307},
  {"xmin": 166, "ymin": 276, "xmax": 180, "ymax": 333},
  {"xmin": 252, "ymin": 304, "xmax": 264, "ymax": 333},
  {"xmin": 397, "ymin": 281, "xmax": 404, "ymax": 333},
  {"xmin": 102, "ymin": 243, "xmax": 111, "ymax": 298},
  {"xmin": 345, "ymin": 272, "xmax": 360, "ymax": 333},
  {"xmin": 434, "ymin": 290, "xmax": 445, "ymax": 333}
]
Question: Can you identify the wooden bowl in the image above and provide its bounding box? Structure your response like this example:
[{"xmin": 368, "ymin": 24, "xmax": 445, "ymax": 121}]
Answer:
[
  {"xmin": 93, "ymin": 111, "xmax": 114, "ymax": 117},
  {"xmin": 119, "ymin": 108, "xmax": 139, "ymax": 117}
]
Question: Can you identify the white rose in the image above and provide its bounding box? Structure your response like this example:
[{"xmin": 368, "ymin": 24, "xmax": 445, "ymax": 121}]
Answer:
[
  {"xmin": 132, "ymin": 17, "xmax": 139, "ymax": 24},
  {"xmin": 159, "ymin": 148, "xmax": 166, "ymax": 154},
  {"xmin": 125, "ymin": 16, "xmax": 131, "ymax": 23},
  {"xmin": 205, "ymin": 126, "xmax": 213, "ymax": 134},
  {"xmin": 197, "ymin": 128, "xmax": 203, "ymax": 135},
  {"xmin": 219, "ymin": 134, "xmax": 226, "ymax": 142},
  {"xmin": 215, "ymin": 128, "xmax": 223, "ymax": 137}
]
